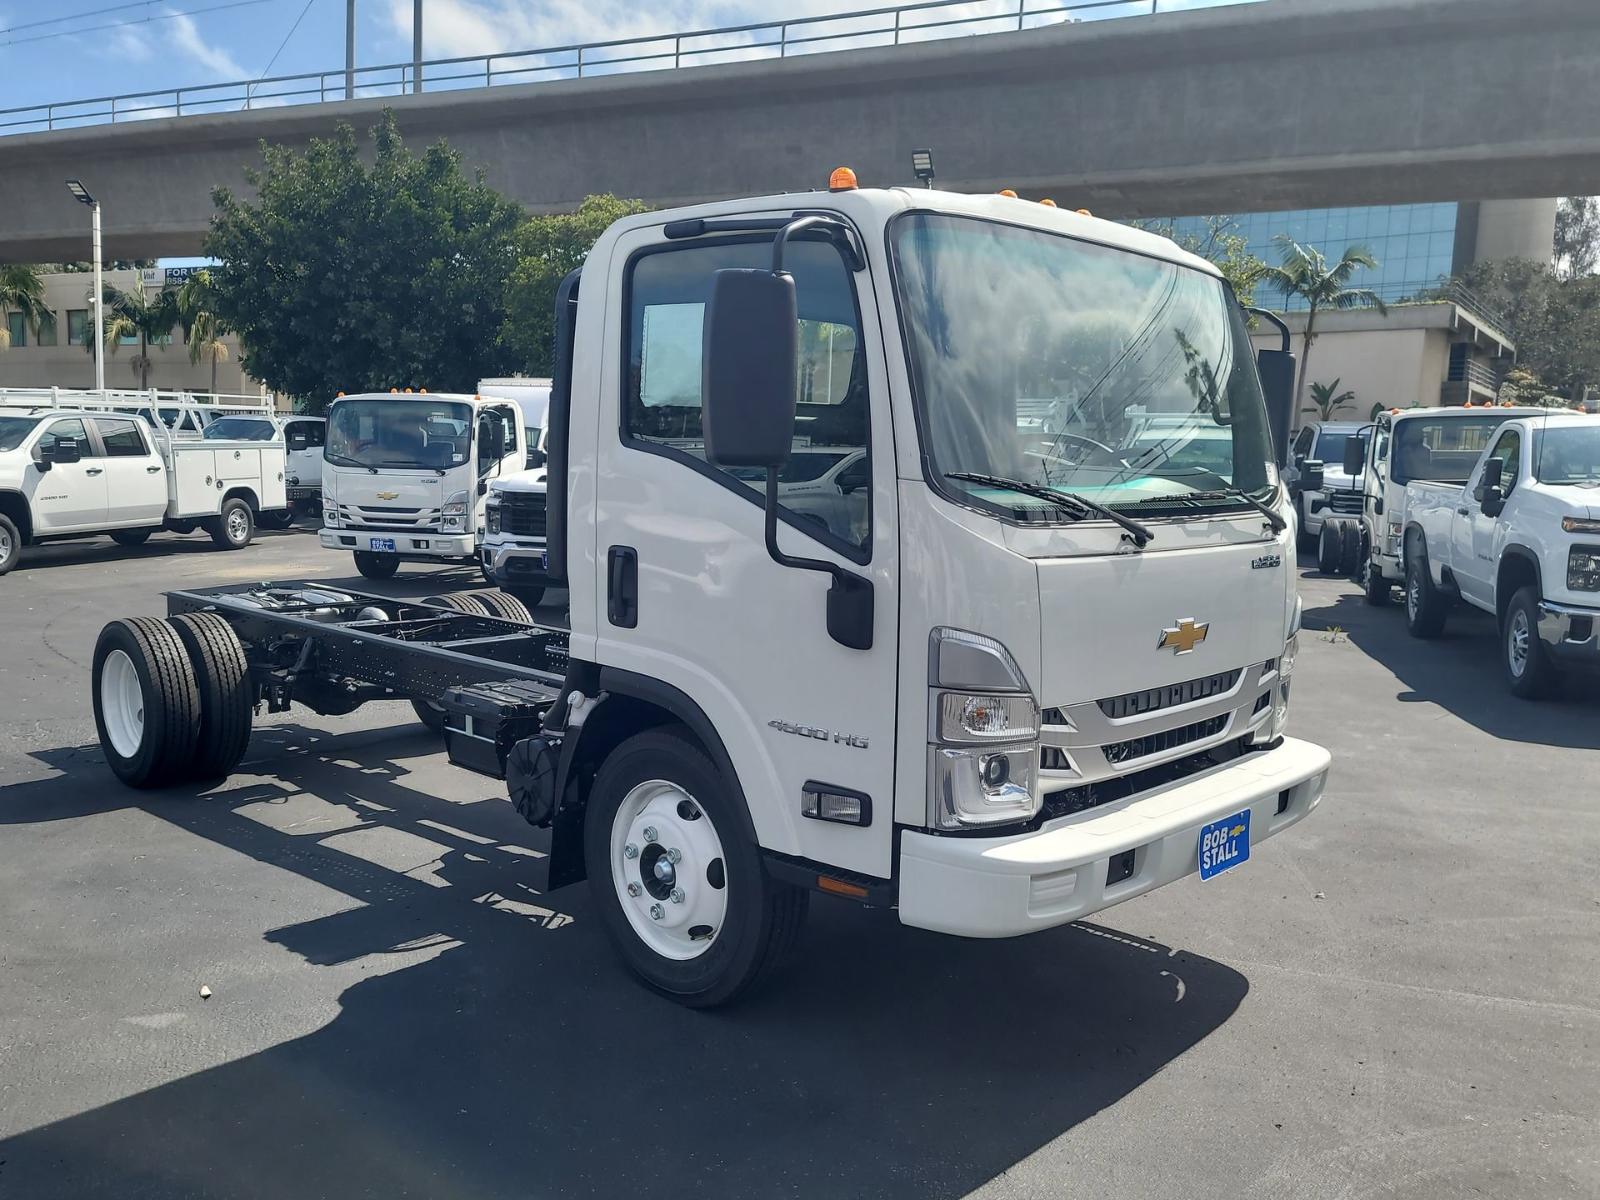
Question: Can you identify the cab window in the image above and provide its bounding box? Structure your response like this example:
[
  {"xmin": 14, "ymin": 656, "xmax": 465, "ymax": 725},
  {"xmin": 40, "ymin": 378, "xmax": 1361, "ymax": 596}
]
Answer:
[
  {"xmin": 95, "ymin": 418, "xmax": 150, "ymax": 457},
  {"xmin": 1484, "ymin": 429, "xmax": 1521, "ymax": 493},
  {"xmin": 38, "ymin": 418, "xmax": 95, "ymax": 456},
  {"xmin": 622, "ymin": 236, "xmax": 870, "ymax": 556}
]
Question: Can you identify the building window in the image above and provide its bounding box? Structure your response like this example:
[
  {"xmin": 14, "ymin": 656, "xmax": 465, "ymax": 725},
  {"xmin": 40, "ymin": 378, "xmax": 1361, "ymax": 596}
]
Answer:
[
  {"xmin": 37, "ymin": 313, "xmax": 58, "ymax": 347},
  {"xmin": 6, "ymin": 312, "xmax": 26, "ymax": 348},
  {"xmin": 67, "ymin": 309, "xmax": 89, "ymax": 346}
]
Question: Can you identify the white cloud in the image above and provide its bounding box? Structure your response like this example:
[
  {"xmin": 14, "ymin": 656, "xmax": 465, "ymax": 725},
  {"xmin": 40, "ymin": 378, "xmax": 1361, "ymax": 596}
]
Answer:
[{"xmin": 168, "ymin": 8, "xmax": 246, "ymax": 78}]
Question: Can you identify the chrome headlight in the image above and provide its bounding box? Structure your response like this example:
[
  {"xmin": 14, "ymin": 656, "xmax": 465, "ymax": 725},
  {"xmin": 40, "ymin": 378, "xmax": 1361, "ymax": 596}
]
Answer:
[
  {"xmin": 927, "ymin": 629, "xmax": 1040, "ymax": 830},
  {"xmin": 485, "ymin": 496, "xmax": 502, "ymax": 536},
  {"xmin": 1569, "ymin": 545, "xmax": 1600, "ymax": 592},
  {"xmin": 442, "ymin": 489, "xmax": 469, "ymax": 530}
]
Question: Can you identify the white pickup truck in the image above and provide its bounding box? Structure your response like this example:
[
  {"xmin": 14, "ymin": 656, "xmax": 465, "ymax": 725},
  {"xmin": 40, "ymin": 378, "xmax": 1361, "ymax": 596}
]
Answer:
[
  {"xmin": 1404, "ymin": 412, "xmax": 1600, "ymax": 695},
  {"xmin": 0, "ymin": 391, "xmax": 287, "ymax": 575}
]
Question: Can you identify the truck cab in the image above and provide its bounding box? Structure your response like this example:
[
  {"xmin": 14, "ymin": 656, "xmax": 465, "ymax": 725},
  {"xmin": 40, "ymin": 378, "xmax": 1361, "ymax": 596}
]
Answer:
[{"xmin": 319, "ymin": 390, "xmax": 537, "ymax": 579}]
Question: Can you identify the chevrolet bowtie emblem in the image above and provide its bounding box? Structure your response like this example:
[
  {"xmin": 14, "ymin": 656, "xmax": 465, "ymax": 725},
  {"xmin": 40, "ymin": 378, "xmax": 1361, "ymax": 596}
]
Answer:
[
  {"xmin": 1158, "ymin": 618, "xmax": 1209, "ymax": 654},
  {"xmin": 375, "ymin": 491, "xmax": 399, "ymax": 500}
]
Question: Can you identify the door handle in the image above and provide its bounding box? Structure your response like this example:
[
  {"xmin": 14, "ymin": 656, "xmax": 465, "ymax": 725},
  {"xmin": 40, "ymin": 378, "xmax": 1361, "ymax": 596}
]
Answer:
[
  {"xmin": 85, "ymin": 467, "xmax": 104, "ymax": 476},
  {"xmin": 146, "ymin": 465, "xmax": 161, "ymax": 473},
  {"xmin": 607, "ymin": 545, "xmax": 638, "ymax": 628},
  {"xmin": 1456, "ymin": 507, "xmax": 1470, "ymax": 515}
]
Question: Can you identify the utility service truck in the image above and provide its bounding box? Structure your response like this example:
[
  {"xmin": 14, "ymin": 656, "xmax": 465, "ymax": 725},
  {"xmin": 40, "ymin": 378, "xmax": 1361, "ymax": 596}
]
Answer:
[
  {"xmin": 1403, "ymin": 412, "xmax": 1600, "ymax": 695},
  {"xmin": 0, "ymin": 388, "xmax": 288, "ymax": 575},
  {"xmin": 90, "ymin": 180, "xmax": 1330, "ymax": 1006},
  {"xmin": 320, "ymin": 385, "xmax": 548, "ymax": 579},
  {"xmin": 201, "ymin": 412, "xmax": 327, "ymax": 525}
]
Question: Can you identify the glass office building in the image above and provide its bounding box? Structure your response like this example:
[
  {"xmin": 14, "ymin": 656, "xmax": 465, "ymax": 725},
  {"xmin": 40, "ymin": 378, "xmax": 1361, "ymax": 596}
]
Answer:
[{"xmin": 1165, "ymin": 202, "xmax": 1462, "ymax": 310}]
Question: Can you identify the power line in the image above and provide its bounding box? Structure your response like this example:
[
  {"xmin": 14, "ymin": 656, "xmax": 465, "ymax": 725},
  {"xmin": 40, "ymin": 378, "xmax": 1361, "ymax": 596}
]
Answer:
[
  {"xmin": 253, "ymin": 0, "xmax": 319, "ymax": 87},
  {"xmin": 0, "ymin": 0, "xmax": 272, "ymax": 48}
]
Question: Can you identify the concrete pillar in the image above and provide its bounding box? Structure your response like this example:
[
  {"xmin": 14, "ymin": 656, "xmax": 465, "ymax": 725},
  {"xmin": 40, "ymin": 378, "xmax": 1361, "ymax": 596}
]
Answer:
[{"xmin": 1473, "ymin": 198, "xmax": 1558, "ymax": 264}]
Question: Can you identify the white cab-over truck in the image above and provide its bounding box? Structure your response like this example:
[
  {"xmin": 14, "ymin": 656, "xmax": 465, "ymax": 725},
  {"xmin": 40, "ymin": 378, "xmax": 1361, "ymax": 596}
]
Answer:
[
  {"xmin": 90, "ymin": 183, "xmax": 1330, "ymax": 1005},
  {"xmin": 1333, "ymin": 404, "xmax": 1546, "ymax": 605},
  {"xmin": 320, "ymin": 387, "xmax": 547, "ymax": 579},
  {"xmin": 0, "ymin": 388, "xmax": 288, "ymax": 575},
  {"xmin": 1404, "ymin": 412, "xmax": 1600, "ymax": 695}
]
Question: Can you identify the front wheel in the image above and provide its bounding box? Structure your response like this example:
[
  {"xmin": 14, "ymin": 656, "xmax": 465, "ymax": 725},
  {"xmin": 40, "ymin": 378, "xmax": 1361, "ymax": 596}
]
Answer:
[
  {"xmin": 1362, "ymin": 558, "xmax": 1393, "ymax": 606},
  {"xmin": 1404, "ymin": 546, "xmax": 1448, "ymax": 638},
  {"xmin": 209, "ymin": 498, "xmax": 254, "ymax": 550},
  {"xmin": 0, "ymin": 513, "xmax": 21, "ymax": 576},
  {"xmin": 353, "ymin": 551, "xmax": 400, "ymax": 580},
  {"xmin": 584, "ymin": 729, "xmax": 807, "ymax": 1007},
  {"xmin": 1316, "ymin": 521, "xmax": 1346, "ymax": 575},
  {"xmin": 110, "ymin": 528, "xmax": 153, "ymax": 547},
  {"xmin": 1503, "ymin": 586, "xmax": 1559, "ymax": 699},
  {"xmin": 256, "ymin": 509, "xmax": 296, "ymax": 531}
]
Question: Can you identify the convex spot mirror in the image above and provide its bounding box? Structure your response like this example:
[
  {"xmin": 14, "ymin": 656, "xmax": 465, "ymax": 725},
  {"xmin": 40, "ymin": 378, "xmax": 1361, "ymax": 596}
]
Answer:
[{"xmin": 703, "ymin": 268, "xmax": 798, "ymax": 470}]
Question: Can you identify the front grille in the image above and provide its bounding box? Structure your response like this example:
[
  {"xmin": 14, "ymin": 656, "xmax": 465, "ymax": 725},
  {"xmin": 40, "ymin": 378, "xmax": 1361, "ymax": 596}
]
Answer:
[
  {"xmin": 1092, "ymin": 668, "xmax": 1243, "ymax": 720},
  {"xmin": 1103, "ymin": 713, "xmax": 1228, "ymax": 765},
  {"xmin": 1042, "ymin": 736, "xmax": 1252, "ymax": 822},
  {"xmin": 500, "ymin": 492, "xmax": 547, "ymax": 539},
  {"xmin": 1327, "ymin": 491, "xmax": 1363, "ymax": 514}
]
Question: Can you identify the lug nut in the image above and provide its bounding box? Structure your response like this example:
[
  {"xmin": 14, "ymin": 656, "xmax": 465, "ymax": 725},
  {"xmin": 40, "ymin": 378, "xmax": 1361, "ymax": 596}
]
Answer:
[
  {"xmin": 649, "ymin": 903, "xmax": 664, "ymax": 921},
  {"xmin": 670, "ymin": 888, "xmax": 685, "ymax": 904},
  {"xmin": 626, "ymin": 882, "xmax": 642, "ymax": 897},
  {"xmin": 642, "ymin": 826, "xmax": 658, "ymax": 843},
  {"xmin": 665, "ymin": 848, "xmax": 682, "ymax": 864},
  {"xmin": 623, "ymin": 843, "xmax": 639, "ymax": 859}
]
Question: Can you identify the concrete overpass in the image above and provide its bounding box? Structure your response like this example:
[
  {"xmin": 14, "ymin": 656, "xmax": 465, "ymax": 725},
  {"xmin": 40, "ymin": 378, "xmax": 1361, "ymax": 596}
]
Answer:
[{"xmin": 2, "ymin": 0, "xmax": 1599, "ymax": 262}]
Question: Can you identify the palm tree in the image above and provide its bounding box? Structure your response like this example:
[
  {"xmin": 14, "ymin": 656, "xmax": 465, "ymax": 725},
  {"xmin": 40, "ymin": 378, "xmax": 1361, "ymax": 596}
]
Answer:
[
  {"xmin": 176, "ymin": 270, "xmax": 231, "ymax": 395},
  {"xmin": 0, "ymin": 264, "xmax": 49, "ymax": 351},
  {"xmin": 91, "ymin": 281, "xmax": 179, "ymax": 389},
  {"xmin": 1306, "ymin": 378, "xmax": 1357, "ymax": 422},
  {"xmin": 1262, "ymin": 237, "xmax": 1387, "ymax": 417}
]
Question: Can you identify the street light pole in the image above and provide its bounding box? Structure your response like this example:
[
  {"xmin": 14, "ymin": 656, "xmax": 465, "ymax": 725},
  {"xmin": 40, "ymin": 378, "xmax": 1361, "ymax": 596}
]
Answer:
[
  {"xmin": 412, "ymin": 0, "xmax": 422, "ymax": 94},
  {"xmin": 66, "ymin": 179, "xmax": 105, "ymax": 393},
  {"xmin": 345, "ymin": 0, "xmax": 356, "ymax": 100}
]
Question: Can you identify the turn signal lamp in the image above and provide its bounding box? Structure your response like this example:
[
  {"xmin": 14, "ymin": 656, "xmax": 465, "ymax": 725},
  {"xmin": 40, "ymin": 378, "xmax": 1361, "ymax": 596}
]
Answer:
[
  {"xmin": 829, "ymin": 166, "xmax": 858, "ymax": 192},
  {"xmin": 998, "ymin": 188, "xmax": 1018, "ymax": 198},
  {"xmin": 1039, "ymin": 198, "xmax": 1057, "ymax": 207}
]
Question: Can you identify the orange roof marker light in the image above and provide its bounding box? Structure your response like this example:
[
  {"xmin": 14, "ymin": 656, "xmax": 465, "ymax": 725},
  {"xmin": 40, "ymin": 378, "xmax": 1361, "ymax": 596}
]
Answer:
[
  {"xmin": 335, "ymin": 391, "xmax": 345, "ymax": 398},
  {"xmin": 420, "ymin": 388, "xmax": 428, "ymax": 394},
  {"xmin": 1076, "ymin": 208, "xmax": 1093, "ymax": 217},
  {"xmin": 1039, "ymin": 198, "xmax": 1058, "ymax": 208},
  {"xmin": 998, "ymin": 189, "xmax": 1019, "ymax": 198},
  {"xmin": 829, "ymin": 167, "xmax": 858, "ymax": 192},
  {"xmin": 389, "ymin": 387, "xmax": 399, "ymax": 394}
]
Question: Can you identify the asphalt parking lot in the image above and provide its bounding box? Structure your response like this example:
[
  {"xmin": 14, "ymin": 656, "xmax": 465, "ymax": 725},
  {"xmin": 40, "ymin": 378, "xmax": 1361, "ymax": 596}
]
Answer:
[{"xmin": 1, "ymin": 524, "xmax": 1596, "ymax": 1199}]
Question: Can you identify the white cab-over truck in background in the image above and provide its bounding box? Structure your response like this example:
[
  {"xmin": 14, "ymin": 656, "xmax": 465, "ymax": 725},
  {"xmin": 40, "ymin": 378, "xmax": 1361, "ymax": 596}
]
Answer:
[
  {"xmin": 91, "ymin": 182, "xmax": 1330, "ymax": 1006},
  {"xmin": 0, "ymin": 388, "xmax": 288, "ymax": 576},
  {"xmin": 1404, "ymin": 413, "xmax": 1600, "ymax": 695},
  {"xmin": 320, "ymin": 386, "xmax": 548, "ymax": 579}
]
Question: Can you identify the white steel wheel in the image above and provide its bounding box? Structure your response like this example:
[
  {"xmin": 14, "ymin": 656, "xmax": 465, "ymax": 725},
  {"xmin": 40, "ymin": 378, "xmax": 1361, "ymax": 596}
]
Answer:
[
  {"xmin": 1507, "ymin": 606, "xmax": 1531, "ymax": 680},
  {"xmin": 227, "ymin": 506, "xmax": 249, "ymax": 542},
  {"xmin": 609, "ymin": 779, "xmax": 728, "ymax": 961},
  {"xmin": 100, "ymin": 649, "xmax": 145, "ymax": 759}
]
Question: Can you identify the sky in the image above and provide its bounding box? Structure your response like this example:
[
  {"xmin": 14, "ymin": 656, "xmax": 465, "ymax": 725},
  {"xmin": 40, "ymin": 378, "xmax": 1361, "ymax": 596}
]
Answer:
[{"xmin": 0, "ymin": 0, "xmax": 1250, "ymax": 115}]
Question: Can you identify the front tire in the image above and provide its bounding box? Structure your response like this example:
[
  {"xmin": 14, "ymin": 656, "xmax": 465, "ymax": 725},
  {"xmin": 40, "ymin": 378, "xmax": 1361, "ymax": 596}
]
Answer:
[
  {"xmin": 1404, "ymin": 544, "xmax": 1449, "ymax": 638},
  {"xmin": 92, "ymin": 617, "xmax": 202, "ymax": 788},
  {"xmin": 0, "ymin": 513, "xmax": 21, "ymax": 576},
  {"xmin": 1503, "ymin": 586, "xmax": 1558, "ymax": 699},
  {"xmin": 353, "ymin": 551, "xmax": 400, "ymax": 580},
  {"xmin": 1362, "ymin": 557, "xmax": 1393, "ymax": 606},
  {"xmin": 209, "ymin": 497, "xmax": 254, "ymax": 550},
  {"xmin": 256, "ymin": 509, "xmax": 295, "ymax": 531},
  {"xmin": 1317, "ymin": 521, "xmax": 1346, "ymax": 575},
  {"xmin": 110, "ymin": 528, "xmax": 153, "ymax": 547},
  {"xmin": 584, "ymin": 729, "xmax": 807, "ymax": 1007}
]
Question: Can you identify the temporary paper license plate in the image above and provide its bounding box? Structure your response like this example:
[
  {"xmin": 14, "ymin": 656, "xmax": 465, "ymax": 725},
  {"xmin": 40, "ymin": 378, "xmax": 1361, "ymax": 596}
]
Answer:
[
  {"xmin": 368, "ymin": 537, "xmax": 397, "ymax": 552},
  {"xmin": 1198, "ymin": 809, "xmax": 1251, "ymax": 881}
]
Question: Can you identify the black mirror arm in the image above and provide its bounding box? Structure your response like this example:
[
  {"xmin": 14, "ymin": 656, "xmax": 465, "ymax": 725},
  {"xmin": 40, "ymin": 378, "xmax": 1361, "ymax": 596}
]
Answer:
[
  {"xmin": 1245, "ymin": 307, "xmax": 1291, "ymax": 353},
  {"xmin": 772, "ymin": 215, "xmax": 857, "ymax": 274},
  {"xmin": 763, "ymin": 469, "xmax": 873, "ymax": 650},
  {"xmin": 765, "ymin": 469, "xmax": 840, "ymax": 579}
]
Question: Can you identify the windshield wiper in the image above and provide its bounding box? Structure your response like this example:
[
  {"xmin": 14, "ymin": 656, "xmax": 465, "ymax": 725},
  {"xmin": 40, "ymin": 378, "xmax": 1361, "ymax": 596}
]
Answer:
[
  {"xmin": 1141, "ymin": 487, "xmax": 1287, "ymax": 534},
  {"xmin": 325, "ymin": 452, "xmax": 376, "ymax": 473},
  {"xmin": 946, "ymin": 471, "xmax": 1154, "ymax": 548}
]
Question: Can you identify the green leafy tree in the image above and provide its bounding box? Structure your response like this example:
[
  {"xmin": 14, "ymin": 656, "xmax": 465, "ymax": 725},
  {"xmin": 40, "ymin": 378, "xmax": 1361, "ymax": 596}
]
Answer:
[
  {"xmin": 205, "ymin": 111, "xmax": 526, "ymax": 408},
  {"xmin": 1130, "ymin": 215, "xmax": 1267, "ymax": 307},
  {"xmin": 0, "ymin": 264, "xmax": 49, "ymax": 350},
  {"xmin": 1458, "ymin": 258, "xmax": 1600, "ymax": 401},
  {"xmin": 1262, "ymin": 237, "xmax": 1386, "ymax": 415},
  {"xmin": 91, "ymin": 282, "xmax": 179, "ymax": 389},
  {"xmin": 1554, "ymin": 196, "xmax": 1600, "ymax": 280},
  {"xmin": 1305, "ymin": 378, "xmax": 1356, "ymax": 421},
  {"xmin": 499, "ymin": 194, "xmax": 651, "ymax": 376},
  {"xmin": 177, "ymin": 269, "xmax": 232, "ymax": 396}
]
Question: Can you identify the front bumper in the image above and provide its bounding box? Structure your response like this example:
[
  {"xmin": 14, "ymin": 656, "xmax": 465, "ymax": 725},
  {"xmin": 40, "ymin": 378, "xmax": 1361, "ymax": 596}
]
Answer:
[
  {"xmin": 1538, "ymin": 600, "xmax": 1600, "ymax": 669},
  {"xmin": 320, "ymin": 528, "xmax": 476, "ymax": 558},
  {"xmin": 897, "ymin": 736, "xmax": 1331, "ymax": 938},
  {"xmin": 480, "ymin": 539, "xmax": 549, "ymax": 585}
]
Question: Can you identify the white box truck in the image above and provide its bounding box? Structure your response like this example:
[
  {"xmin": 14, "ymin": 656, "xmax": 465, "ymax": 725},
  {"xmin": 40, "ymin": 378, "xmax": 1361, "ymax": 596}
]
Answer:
[{"xmin": 91, "ymin": 181, "xmax": 1330, "ymax": 1005}]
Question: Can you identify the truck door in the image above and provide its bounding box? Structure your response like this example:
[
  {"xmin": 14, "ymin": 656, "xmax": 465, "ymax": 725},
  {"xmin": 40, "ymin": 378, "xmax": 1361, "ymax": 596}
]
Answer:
[
  {"xmin": 93, "ymin": 417, "xmax": 168, "ymax": 524},
  {"xmin": 1464, "ymin": 428, "xmax": 1521, "ymax": 605},
  {"xmin": 28, "ymin": 418, "xmax": 108, "ymax": 532},
  {"xmin": 589, "ymin": 226, "xmax": 899, "ymax": 880},
  {"xmin": 284, "ymin": 419, "xmax": 324, "ymax": 490}
]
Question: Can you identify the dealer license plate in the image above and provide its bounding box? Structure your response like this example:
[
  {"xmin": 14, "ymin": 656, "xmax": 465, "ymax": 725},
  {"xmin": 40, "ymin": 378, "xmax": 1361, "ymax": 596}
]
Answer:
[
  {"xmin": 1198, "ymin": 809, "xmax": 1251, "ymax": 881},
  {"xmin": 368, "ymin": 537, "xmax": 397, "ymax": 552}
]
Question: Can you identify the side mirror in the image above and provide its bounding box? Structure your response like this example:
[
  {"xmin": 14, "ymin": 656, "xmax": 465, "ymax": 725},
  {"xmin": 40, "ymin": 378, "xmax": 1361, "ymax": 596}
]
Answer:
[
  {"xmin": 479, "ymin": 421, "xmax": 505, "ymax": 462},
  {"xmin": 1481, "ymin": 484, "xmax": 1506, "ymax": 517},
  {"xmin": 702, "ymin": 268, "xmax": 798, "ymax": 468},
  {"xmin": 287, "ymin": 433, "xmax": 308, "ymax": 452},
  {"xmin": 1342, "ymin": 437, "xmax": 1366, "ymax": 477},
  {"xmin": 1256, "ymin": 348, "xmax": 1296, "ymax": 465},
  {"xmin": 1300, "ymin": 459, "xmax": 1326, "ymax": 493},
  {"xmin": 32, "ymin": 443, "xmax": 53, "ymax": 471},
  {"xmin": 50, "ymin": 437, "xmax": 82, "ymax": 465},
  {"xmin": 1480, "ymin": 458, "xmax": 1504, "ymax": 490},
  {"xmin": 525, "ymin": 448, "xmax": 547, "ymax": 471}
]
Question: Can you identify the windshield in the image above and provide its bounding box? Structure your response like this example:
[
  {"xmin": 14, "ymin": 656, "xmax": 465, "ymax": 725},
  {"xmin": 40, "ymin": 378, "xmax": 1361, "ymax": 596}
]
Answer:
[
  {"xmin": 892, "ymin": 213, "xmax": 1273, "ymax": 518},
  {"xmin": 204, "ymin": 417, "xmax": 276, "ymax": 441},
  {"xmin": 1391, "ymin": 416, "xmax": 1508, "ymax": 484},
  {"xmin": 1535, "ymin": 425, "xmax": 1600, "ymax": 486},
  {"xmin": 1316, "ymin": 432, "xmax": 1354, "ymax": 469},
  {"xmin": 0, "ymin": 416, "xmax": 41, "ymax": 452},
  {"xmin": 326, "ymin": 399, "xmax": 473, "ymax": 470}
]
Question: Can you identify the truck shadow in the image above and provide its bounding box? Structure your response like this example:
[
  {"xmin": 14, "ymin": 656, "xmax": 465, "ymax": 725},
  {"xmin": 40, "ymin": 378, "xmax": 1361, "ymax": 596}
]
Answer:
[
  {"xmin": 11, "ymin": 525, "xmax": 313, "ymax": 572},
  {"xmin": 1, "ymin": 722, "xmax": 1248, "ymax": 1199},
  {"xmin": 1298, "ymin": 561, "xmax": 1600, "ymax": 748}
]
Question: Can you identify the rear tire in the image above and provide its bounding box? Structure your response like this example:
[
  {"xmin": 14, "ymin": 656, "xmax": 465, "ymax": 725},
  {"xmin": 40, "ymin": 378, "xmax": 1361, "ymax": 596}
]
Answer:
[
  {"xmin": 92, "ymin": 617, "xmax": 202, "ymax": 789},
  {"xmin": 584, "ymin": 728, "xmax": 807, "ymax": 1008},
  {"xmin": 1362, "ymin": 557, "xmax": 1393, "ymax": 606},
  {"xmin": 475, "ymin": 590, "xmax": 534, "ymax": 624},
  {"xmin": 353, "ymin": 552, "xmax": 400, "ymax": 580},
  {"xmin": 110, "ymin": 528, "xmax": 153, "ymax": 547},
  {"xmin": 0, "ymin": 513, "xmax": 21, "ymax": 576},
  {"xmin": 1503, "ymin": 586, "xmax": 1558, "ymax": 699},
  {"xmin": 209, "ymin": 497, "xmax": 254, "ymax": 550},
  {"xmin": 256, "ymin": 509, "xmax": 295, "ymax": 531},
  {"xmin": 1338, "ymin": 520, "xmax": 1364, "ymax": 577},
  {"xmin": 410, "ymin": 697, "xmax": 447, "ymax": 733},
  {"xmin": 1404, "ymin": 543, "xmax": 1449, "ymax": 638},
  {"xmin": 508, "ymin": 585, "xmax": 545, "ymax": 611},
  {"xmin": 1317, "ymin": 521, "xmax": 1345, "ymax": 575},
  {"xmin": 1295, "ymin": 497, "xmax": 1316, "ymax": 550},
  {"xmin": 167, "ymin": 612, "xmax": 254, "ymax": 781},
  {"xmin": 423, "ymin": 591, "xmax": 493, "ymax": 616}
]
